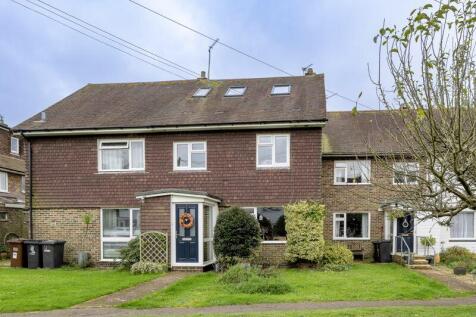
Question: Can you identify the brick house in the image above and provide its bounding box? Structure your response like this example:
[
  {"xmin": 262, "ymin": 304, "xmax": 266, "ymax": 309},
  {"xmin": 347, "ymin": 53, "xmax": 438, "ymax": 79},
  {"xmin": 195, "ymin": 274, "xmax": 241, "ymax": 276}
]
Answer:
[
  {"xmin": 14, "ymin": 72, "xmax": 326, "ymax": 269},
  {"xmin": 0, "ymin": 119, "xmax": 27, "ymax": 247}
]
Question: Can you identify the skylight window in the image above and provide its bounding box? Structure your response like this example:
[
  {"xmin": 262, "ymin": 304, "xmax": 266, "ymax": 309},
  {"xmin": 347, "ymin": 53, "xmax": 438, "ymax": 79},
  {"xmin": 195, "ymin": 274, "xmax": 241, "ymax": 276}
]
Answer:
[
  {"xmin": 271, "ymin": 84, "xmax": 291, "ymax": 95},
  {"xmin": 193, "ymin": 87, "xmax": 211, "ymax": 97},
  {"xmin": 225, "ymin": 86, "xmax": 247, "ymax": 97}
]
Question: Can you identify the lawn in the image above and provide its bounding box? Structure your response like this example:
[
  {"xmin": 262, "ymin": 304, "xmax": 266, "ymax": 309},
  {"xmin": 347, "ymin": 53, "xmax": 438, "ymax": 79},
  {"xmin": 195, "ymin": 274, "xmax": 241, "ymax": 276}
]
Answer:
[
  {"xmin": 0, "ymin": 267, "xmax": 161, "ymax": 312},
  {"xmin": 147, "ymin": 305, "xmax": 476, "ymax": 317},
  {"xmin": 124, "ymin": 263, "xmax": 470, "ymax": 309}
]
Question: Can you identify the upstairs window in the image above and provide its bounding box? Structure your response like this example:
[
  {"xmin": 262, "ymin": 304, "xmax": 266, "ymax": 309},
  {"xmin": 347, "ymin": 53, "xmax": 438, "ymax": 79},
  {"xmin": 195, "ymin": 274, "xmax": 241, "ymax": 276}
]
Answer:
[
  {"xmin": 393, "ymin": 162, "xmax": 419, "ymax": 185},
  {"xmin": 334, "ymin": 160, "xmax": 371, "ymax": 184},
  {"xmin": 98, "ymin": 139, "xmax": 145, "ymax": 172},
  {"xmin": 174, "ymin": 141, "xmax": 207, "ymax": 170},
  {"xmin": 225, "ymin": 86, "xmax": 246, "ymax": 97},
  {"xmin": 193, "ymin": 87, "xmax": 211, "ymax": 97},
  {"xmin": 0, "ymin": 172, "xmax": 7, "ymax": 192},
  {"xmin": 271, "ymin": 84, "xmax": 291, "ymax": 95},
  {"xmin": 256, "ymin": 134, "xmax": 290, "ymax": 168},
  {"xmin": 450, "ymin": 211, "xmax": 475, "ymax": 239},
  {"xmin": 11, "ymin": 137, "xmax": 19, "ymax": 155}
]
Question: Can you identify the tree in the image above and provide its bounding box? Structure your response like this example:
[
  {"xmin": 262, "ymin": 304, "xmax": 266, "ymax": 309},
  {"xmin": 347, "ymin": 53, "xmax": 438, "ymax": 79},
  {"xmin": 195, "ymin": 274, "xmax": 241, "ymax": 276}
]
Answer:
[{"xmin": 371, "ymin": 0, "xmax": 476, "ymax": 222}]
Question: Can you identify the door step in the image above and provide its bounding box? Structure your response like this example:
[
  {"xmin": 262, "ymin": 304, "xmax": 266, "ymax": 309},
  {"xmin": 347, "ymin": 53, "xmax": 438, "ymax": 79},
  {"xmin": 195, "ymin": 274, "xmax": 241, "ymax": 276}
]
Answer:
[{"xmin": 407, "ymin": 264, "xmax": 432, "ymax": 270}]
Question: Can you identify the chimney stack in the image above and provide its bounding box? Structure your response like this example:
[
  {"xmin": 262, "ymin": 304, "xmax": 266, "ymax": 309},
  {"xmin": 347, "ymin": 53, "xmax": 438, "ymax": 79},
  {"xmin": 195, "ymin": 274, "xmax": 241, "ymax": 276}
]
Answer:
[
  {"xmin": 40, "ymin": 111, "xmax": 46, "ymax": 122},
  {"xmin": 305, "ymin": 67, "xmax": 315, "ymax": 76},
  {"xmin": 199, "ymin": 71, "xmax": 207, "ymax": 79}
]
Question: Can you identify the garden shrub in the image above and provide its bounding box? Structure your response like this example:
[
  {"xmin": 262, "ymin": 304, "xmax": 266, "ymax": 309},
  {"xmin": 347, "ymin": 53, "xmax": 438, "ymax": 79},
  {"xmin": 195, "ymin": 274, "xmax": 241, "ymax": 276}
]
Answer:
[
  {"xmin": 119, "ymin": 237, "xmax": 140, "ymax": 270},
  {"xmin": 321, "ymin": 243, "xmax": 353, "ymax": 266},
  {"xmin": 214, "ymin": 207, "xmax": 261, "ymax": 260},
  {"xmin": 130, "ymin": 261, "xmax": 167, "ymax": 274},
  {"xmin": 219, "ymin": 263, "xmax": 256, "ymax": 284},
  {"xmin": 440, "ymin": 246, "xmax": 474, "ymax": 264},
  {"xmin": 284, "ymin": 200, "xmax": 326, "ymax": 263}
]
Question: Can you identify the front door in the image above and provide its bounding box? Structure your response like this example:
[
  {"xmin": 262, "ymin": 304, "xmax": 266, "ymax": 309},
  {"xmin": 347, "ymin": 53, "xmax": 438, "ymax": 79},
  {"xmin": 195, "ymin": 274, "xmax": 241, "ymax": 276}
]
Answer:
[
  {"xmin": 175, "ymin": 204, "xmax": 199, "ymax": 263},
  {"xmin": 396, "ymin": 214, "xmax": 414, "ymax": 252}
]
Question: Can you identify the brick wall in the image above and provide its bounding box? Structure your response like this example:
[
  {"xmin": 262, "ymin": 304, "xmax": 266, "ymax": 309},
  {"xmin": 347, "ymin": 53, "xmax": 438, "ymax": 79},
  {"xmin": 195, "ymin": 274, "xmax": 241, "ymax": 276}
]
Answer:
[
  {"xmin": 255, "ymin": 243, "xmax": 287, "ymax": 267},
  {"xmin": 321, "ymin": 158, "xmax": 394, "ymax": 256},
  {"xmin": 32, "ymin": 209, "xmax": 101, "ymax": 263},
  {"xmin": 0, "ymin": 128, "xmax": 24, "ymax": 159},
  {"xmin": 0, "ymin": 207, "xmax": 28, "ymax": 244},
  {"xmin": 28, "ymin": 129, "xmax": 322, "ymax": 209}
]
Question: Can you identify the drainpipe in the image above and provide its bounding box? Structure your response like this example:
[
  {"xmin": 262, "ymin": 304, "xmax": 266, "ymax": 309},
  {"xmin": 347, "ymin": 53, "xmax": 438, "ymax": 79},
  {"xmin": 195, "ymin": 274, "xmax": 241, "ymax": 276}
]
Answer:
[{"xmin": 21, "ymin": 132, "xmax": 33, "ymax": 239}]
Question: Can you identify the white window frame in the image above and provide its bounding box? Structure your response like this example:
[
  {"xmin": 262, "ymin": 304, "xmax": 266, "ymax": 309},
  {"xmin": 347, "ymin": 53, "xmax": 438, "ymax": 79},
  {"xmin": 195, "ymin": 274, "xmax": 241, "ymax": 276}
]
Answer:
[
  {"xmin": 333, "ymin": 212, "xmax": 371, "ymax": 240},
  {"xmin": 193, "ymin": 87, "xmax": 211, "ymax": 97},
  {"xmin": 20, "ymin": 176, "xmax": 25, "ymax": 193},
  {"xmin": 449, "ymin": 210, "xmax": 476, "ymax": 240},
  {"xmin": 173, "ymin": 141, "xmax": 207, "ymax": 171},
  {"xmin": 393, "ymin": 162, "xmax": 419, "ymax": 185},
  {"xmin": 10, "ymin": 137, "xmax": 19, "ymax": 155},
  {"xmin": 271, "ymin": 84, "xmax": 291, "ymax": 95},
  {"xmin": 225, "ymin": 86, "xmax": 247, "ymax": 97},
  {"xmin": 0, "ymin": 172, "xmax": 8, "ymax": 193},
  {"xmin": 97, "ymin": 139, "xmax": 145, "ymax": 172},
  {"xmin": 256, "ymin": 134, "xmax": 290, "ymax": 168},
  {"xmin": 334, "ymin": 160, "xmax": 371, "ymax": 185},
  {"xmin": 100, "ymin": 208, "xmax": 140, "ymax": 261}
]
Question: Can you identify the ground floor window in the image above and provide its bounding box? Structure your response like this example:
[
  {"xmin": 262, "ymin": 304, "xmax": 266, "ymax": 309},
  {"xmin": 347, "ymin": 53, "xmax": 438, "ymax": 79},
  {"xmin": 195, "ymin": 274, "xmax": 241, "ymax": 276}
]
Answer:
[
  {"xmin": 243, "ymin": 207, "xmax": 286, "ymax": 241},
  {"xmin": 333, "ymin": 213, "xmax": 370, "ymax": 239},
  {"xmin": 450, "ymin": 211, "xmax": 475, "ymax": 239},
  {"xmin": 101, "ymin": 208, "xmax": 140, "ymax": 260},
  {"xmin": 0, "ymin": 212, "xmax": 7, "ymax": 221},
  {"xmin": 203, "ymin": 205, "xmax": 214, "ymax": 262}
]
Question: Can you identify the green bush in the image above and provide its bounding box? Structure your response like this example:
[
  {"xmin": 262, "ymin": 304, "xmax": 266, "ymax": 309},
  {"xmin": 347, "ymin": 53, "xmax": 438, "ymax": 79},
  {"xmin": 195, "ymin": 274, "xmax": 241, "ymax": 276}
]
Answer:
[
  {"xmin": 421, "ymin": 236, "xmax": 436, "ymax": 247},
  {"xmin": 321, "ymin": 243, "xmax": 353, "ymax": 266},
  {"xmin": 130, "ymin": 261, "xmax": 167, "ymax": 274},
  {"xmin": 233, "ymin": 275, "xmax": 291, "ymax": 294},
  {"xmin": 284, "ymin": 200, "xmax": 326, "ymax": 263},
  {"xmin": 440, "ymin": 246, "xmax": 473, "ymax": 264},
  {"xmin": 214, "ymin": 207, "xmax": 261, "ymax": 260},
  {"xmin": 119, "ymin": 237, "xmax": 140, "ymax": 270}
]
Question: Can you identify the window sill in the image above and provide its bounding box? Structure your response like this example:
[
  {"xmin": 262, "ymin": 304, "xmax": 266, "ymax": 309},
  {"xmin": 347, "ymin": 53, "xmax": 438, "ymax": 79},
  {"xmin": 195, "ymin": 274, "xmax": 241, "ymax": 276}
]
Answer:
[
  {"xmin": 333, "ymin": 238, "xmax": 371, "ymax": 241},
  {"xmin": 172, "ymin": 169, "xmax": 208, "ymax": 173},
  {"xmin": 96, "ymin": 170, "xmax": 146, "ymax": 175},
  {"xmin": 333, "ymin": 183, "xmax": 371, "ymax": 186},
  {"xmin": 257, "ymin": 166, "xmax": 290, "ymax": 170}
]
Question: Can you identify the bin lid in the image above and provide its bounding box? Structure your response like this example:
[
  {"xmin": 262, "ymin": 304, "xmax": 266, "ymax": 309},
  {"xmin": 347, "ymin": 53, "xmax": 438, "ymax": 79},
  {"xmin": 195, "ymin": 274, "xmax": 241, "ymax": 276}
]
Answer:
[
  {"xmin": 41, "ymin": 240, "xmax": 66, "ymax": 245},
  {"xmin": 6, "ymin": 239, "xmax": 25, "ymax": 244},
  {"xmin": 23, "ymin": 240, "xmax": 43, "ymax": 244}
]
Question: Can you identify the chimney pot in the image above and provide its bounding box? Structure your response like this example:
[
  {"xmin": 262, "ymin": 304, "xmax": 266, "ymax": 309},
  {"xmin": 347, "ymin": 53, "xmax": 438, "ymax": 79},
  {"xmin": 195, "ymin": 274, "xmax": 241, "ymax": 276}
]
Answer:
[
  {"xmin": 305, "ymin": 67, "xmax": 315, "ymax": 76},
  {"xmin": 200, "ymin": 71, "xmax": 207, "ymax": 79},
  {"xmin": 41, "ymin": 111, "xmax": 46, "ymax": 121}
]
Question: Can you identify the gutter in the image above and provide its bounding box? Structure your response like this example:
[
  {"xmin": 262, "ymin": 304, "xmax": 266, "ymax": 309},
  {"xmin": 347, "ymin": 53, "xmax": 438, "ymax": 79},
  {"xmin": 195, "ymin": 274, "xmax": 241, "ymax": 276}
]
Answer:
[{"xmin": 15, "ymin": 120, "xmax": 327, "ymax": 137}]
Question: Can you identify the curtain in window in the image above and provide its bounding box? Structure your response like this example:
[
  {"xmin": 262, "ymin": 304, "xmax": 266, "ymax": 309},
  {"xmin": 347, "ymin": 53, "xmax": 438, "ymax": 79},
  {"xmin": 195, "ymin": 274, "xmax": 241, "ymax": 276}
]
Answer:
[
  {"xmin": 450, "ymin": 212, "xmax": 474, "ymax": 238},
  {"xmin": 103, "ymin": 209, "xmax": 130, "ymax": 237},
  {"xmin": 102, "ymin": 148, "xmax": 129, "ymax": 170},
  {"xmin": 0, "ymin": 172, "xmax": 6, "ymax": 191},
  {"xmin": 130, "ymin": 141, "xmax": 144, "ymax": 169},
  {"xmin": 361, "ymin": 213, "xmax": 369, "ymax": 238}
]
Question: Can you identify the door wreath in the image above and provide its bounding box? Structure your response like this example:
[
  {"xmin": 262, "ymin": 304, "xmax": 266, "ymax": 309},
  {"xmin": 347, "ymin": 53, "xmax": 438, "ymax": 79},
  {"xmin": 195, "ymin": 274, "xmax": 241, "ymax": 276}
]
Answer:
[{"xmin": 179, "ymin": 213, "xmax": 194, "ymax": 229}]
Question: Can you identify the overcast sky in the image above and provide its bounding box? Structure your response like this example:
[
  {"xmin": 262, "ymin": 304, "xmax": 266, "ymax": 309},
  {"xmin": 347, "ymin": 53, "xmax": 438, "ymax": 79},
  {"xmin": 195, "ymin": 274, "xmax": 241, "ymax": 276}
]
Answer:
[{"xmin": 0, "ymin": 0, "xmax": 427, "ymax": 127}]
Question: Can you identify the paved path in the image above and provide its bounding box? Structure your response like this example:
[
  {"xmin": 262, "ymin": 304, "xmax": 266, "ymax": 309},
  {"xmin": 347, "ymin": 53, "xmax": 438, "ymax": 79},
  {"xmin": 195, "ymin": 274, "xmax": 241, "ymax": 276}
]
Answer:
[
  {"xmin": 418, "ymin": 268, "xmax": 476, "ymax": 292},
  {"xmin": 75, "ymin": 271, "xmax": 192, "ymax": 308},
  {"xmin": 2, "ymin": 296, "xmax": 476, "ymax": 317}
]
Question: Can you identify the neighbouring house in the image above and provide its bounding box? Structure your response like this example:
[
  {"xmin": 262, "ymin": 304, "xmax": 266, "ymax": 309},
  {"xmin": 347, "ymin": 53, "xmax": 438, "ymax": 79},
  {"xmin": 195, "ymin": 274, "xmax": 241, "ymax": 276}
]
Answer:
[
  {"xmin": 12, "ymin": 72, "xmax": 475, "ymax": 270},
  {"xmin": 0, "ymin": 118, "xmax": 27, "ymax": 247},
  {"xmin": 14, "ymin": 71, "xmax": 326, "ymax": 269}
]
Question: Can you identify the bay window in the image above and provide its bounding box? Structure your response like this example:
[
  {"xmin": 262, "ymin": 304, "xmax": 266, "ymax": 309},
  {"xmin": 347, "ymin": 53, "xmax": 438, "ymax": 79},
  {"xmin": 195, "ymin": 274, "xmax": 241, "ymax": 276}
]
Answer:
[
  {"xmin": 101, "ymin": 208, "xmax": 140, "ymax": 260},
  {"xmin": 256, "ymin": 134, "xmax": 290, "ymax": 168},
  {"xmin": 333, "ymin": 213, "xmax": 370, "ymax": 239},
  {"xmin": 98, "ymin": 139, "xmax": 144, "ymax": 172},
  {"xmin": 173, "ymin": 141, "xmax": 207, "ymax": 170},
  {"xmin": 334, "ymin": 160, "xmax": 371, "ymax": 184},
  {"xmin": 450, "ymin": 211, "xmax": 475, "ymax": 239}
]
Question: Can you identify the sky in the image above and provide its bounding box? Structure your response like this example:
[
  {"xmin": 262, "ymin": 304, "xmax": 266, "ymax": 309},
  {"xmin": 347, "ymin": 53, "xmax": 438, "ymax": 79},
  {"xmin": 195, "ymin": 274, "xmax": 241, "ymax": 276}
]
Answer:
[{"xmin": 0, "ymin": 0, "xmax": 428, "ymax": 127}]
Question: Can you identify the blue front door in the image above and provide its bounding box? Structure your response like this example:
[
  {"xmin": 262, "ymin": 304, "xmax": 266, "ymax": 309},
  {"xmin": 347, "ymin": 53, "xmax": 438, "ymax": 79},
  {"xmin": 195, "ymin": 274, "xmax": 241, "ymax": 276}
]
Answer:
[
  {"xmin": 176, "ymin": 204, "xmax": 199, "ymax": 263},
  {"xmin": 396, "ymin": 214, "xmax": 414, "ymax": 252}
]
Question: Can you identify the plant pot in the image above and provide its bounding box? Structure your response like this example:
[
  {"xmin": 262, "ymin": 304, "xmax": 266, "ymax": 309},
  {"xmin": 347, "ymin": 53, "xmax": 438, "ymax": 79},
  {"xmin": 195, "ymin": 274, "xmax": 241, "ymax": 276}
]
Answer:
[
  {"xmin": 434, "ymin": 254, "xmax": 440, "ymax": 265},
  {"xmin": 453, "ymin": 266, "xmax": 467, "ymax": 275},
  {"xmin": 77, "ymin": 251, "xmax": 90, "ymax": 268}
]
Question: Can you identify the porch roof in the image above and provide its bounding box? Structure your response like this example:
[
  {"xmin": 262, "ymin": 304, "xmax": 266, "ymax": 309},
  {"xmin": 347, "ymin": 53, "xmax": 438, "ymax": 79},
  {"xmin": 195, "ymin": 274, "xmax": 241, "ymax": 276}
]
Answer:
[{"xmin": 136, "ymin": 188, "xmax": 221, "ymax": 203}]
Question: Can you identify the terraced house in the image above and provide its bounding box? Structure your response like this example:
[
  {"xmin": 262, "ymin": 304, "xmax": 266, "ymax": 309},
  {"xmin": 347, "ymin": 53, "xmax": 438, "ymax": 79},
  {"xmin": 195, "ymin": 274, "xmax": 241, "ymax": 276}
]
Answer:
[
  {"xmin": 0, "ymin": 118, "xmax": 27, "ymax": 247},
  {"xmin": 13, "ymin": 71, "xmax": 476, "ymax": 269}
]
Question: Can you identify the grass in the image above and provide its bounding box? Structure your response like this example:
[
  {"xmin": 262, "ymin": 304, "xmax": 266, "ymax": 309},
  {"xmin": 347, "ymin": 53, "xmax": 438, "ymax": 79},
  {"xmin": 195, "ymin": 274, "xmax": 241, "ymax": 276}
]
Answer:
[
  {"xmin": 143, "ymin": 305, "xmax": 476, "ymax": 317},
  {"xmin": 0, "ymin": 267, "xmax": 161, "ymax": 312},
  {"xmin": 123, "ymin": 263, "xmax": 470, "ymax": 309}
]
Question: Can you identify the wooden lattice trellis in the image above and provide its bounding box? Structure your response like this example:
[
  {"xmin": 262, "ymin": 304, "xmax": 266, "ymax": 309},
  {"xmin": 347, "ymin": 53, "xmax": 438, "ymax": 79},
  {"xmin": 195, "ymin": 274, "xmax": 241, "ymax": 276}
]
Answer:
[{"xmin": 139, "ymin": 231, "xmax": 168, "ymax": 265}]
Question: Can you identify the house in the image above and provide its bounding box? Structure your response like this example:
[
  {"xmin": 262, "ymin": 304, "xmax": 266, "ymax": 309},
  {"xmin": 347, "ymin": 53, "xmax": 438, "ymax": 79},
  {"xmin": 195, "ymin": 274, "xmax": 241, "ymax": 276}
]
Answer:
[
  {"xmin": 14, "ymin": 71, "xmax": 326, "ymax": 270},
  {"xmin": 0, "ymin": 118, "xmax": 27, "ymax": 247},
  {"xmin": 13, "ymin": 72, "xmax": 475, "ymax": 269}
]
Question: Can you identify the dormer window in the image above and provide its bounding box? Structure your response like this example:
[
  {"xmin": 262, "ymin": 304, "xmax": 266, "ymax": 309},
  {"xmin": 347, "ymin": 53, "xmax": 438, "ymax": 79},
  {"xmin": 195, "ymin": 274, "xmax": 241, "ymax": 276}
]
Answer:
[
  {"xmin": 193, "ymin": 87, "xmax": 211, "ymax": 97},
  {"xmin": 271, "ymin": 84, "xmax": 291, "ymax": 95},
  {"xmin": 225, "ymin": 86, "xmax": 246, "ymax": 97}
]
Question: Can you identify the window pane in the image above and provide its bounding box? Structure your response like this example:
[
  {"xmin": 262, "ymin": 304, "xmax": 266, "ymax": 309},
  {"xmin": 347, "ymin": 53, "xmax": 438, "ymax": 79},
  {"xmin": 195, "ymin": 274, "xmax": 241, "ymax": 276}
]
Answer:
[
  {"xmin": 103, "ymin": 242, "xmax": 128, "ymax": 259},
  {"xmin": 101, "ymin": 148, "xmax": 129, "ymax": 170},
  {"xmin": 335, "ymin": 167, "xmax": 346, "ymax": 183},
  {"xmin": 225, "ymin": 86, "xmax": 246, "ymax": 96},
  {"xmin": 275, "ymin": 136, "xmax": 288, "ymax": 164},
  {"xmin": 0, "ymin": 212, "xmax": 7, "ymax": 221},
  {"xmin": 193, "ymin": 88, "xmax": 211, "ymax": 97},
  {"xmin": 451, "ymin": 212, "xmax": 474, "ymax": 238},
  {"xmin": 271, "ymin": 85, "xmax": 291, "ymax": 95},
  {"xmin": 0, "ymin": 172, "xmax": 7, "ymax": 192},
  {"xmin": 191, "ymin": 152, "xmax": 206, "ymax": 168},
  {"xmin": 335, "ymin": 219, "xmax": 345, "ymax": 237},
  {"xmin": 103, "ymin": 209, "xmax": 130, "ymax": 237},
  {"xmin": 101, "ymin": 141, "xmax": 128, "ymax": 148},
  {"xmin": 346, "ymin": 213, "xmax": 368, "ymax": 238},
  {"xmin": 11, "ymin": 137, "xmax": 19, "ymax": 153},
  {"xmin": 192, "ymin": 143, "xmax": 204, "ymax": 151},
  {"xmin": 131, "ymin": 141, "xmax": 144, "ymax": 169},
  {"xmin": 257, "ymin": 207, "xmax": 286, "ymax": 241},
  {"xmin": 132, "ymin": 209, "xmax": 140, "ymax": 237},
  {"xmin": 176, "ymin": 144, "xmax": 188, "ymax": 167},
  {"xmin": 258, "ymin": 136, "xmax": 272, "ymax": 144},
  {"xmin": 258, "ymin": 145, "xmax": 273, "ymax": 166}
]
